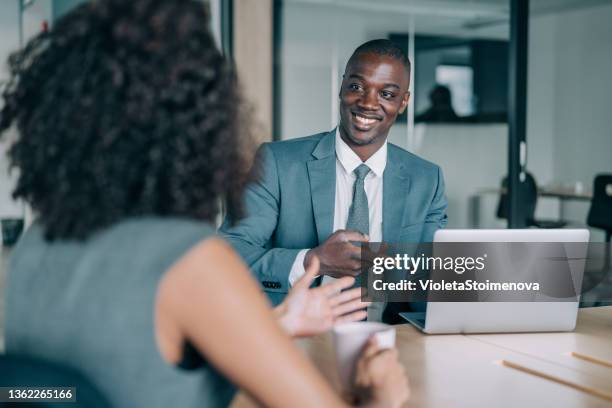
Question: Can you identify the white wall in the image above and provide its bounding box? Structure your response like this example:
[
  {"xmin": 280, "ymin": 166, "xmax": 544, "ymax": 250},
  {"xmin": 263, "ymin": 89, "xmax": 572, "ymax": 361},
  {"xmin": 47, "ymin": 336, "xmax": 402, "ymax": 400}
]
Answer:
[
  {"xmin": 1, "ymin": 0, "xmax": 53, "ymax": 219},
  {"xmin": 550, "ymin": 5, "xmax": 612, "ymax": 185},
  {"xmin": 0, "ymin": 1, "xmax": 20, "ymax": 80},
  {"xmin": 0, "ymin": 0, "xmax": 22, "ymax": 219}
]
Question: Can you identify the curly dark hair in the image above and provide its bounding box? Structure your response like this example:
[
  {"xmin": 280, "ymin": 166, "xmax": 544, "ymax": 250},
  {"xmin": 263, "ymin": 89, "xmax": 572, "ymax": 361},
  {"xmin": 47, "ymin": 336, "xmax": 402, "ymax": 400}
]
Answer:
[{"xmin": 0, "ymin": 0, "xmax": 253, "ymax": 240}]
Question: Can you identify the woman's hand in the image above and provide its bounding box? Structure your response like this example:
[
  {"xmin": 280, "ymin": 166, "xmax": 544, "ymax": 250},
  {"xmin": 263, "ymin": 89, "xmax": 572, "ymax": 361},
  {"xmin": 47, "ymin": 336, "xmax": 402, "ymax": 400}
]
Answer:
[
  {"xmin": 354, "ymin": 338, "xmax": 410, "ymax": 408},
  {"xmin": 276, "ymin": 256, "xmax": 369, "ymax": 338}
]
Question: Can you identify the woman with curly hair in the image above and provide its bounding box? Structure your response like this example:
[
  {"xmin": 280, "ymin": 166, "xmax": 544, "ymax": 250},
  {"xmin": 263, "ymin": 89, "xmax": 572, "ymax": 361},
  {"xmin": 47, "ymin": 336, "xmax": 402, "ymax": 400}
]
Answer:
[{"xmin": 1, "ymin": 0, "xmax": 409, "ymax": 407}]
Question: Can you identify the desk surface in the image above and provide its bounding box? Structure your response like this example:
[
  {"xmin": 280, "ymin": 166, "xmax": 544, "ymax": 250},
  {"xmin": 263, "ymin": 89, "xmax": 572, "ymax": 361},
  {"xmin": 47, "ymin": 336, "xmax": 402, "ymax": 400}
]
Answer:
[
  {"xmin": 539, "ymin": 186, "xmax": 593, "ymax": 201},
  {"xmin": 477, "ymin": 186, "xmax": 593, "ymax": 201},
  {"xmin": 232, "ymin": 307, "xmax": 612, "ymax": 408}
]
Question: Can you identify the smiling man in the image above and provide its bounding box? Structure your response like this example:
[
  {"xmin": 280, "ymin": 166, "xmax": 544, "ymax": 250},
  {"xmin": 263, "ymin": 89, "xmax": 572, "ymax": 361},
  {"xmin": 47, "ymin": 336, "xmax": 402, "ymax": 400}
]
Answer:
[{"xmin": 220, "ymin": 39, "xmax": 448, "ymax": 322}]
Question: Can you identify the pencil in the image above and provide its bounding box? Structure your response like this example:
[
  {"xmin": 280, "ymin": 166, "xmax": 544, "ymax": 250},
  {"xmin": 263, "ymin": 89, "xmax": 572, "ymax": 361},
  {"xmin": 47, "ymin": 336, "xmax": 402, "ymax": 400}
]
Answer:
[
  {"xmin": 500, "ymin": 359, "xmax": 612, "ymax": 402},
  {"xmin": 570, "ymin": 351, "xmax": 612, "ymax": 369}
]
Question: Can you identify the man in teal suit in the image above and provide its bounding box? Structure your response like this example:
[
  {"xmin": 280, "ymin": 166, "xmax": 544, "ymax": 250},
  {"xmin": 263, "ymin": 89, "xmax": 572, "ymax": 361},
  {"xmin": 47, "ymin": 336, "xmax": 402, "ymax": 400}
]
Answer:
[{"xmin": 220, "ymin": 39, "xmax": 447, "ymax": 321}]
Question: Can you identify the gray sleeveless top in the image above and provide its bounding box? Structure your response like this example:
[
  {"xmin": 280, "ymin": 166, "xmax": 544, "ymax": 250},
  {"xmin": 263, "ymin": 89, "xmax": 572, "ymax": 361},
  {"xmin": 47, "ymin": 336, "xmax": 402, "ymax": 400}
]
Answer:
[{"xmin": 6, "ymin": 218, "xmax": 235, "ymax": 407}]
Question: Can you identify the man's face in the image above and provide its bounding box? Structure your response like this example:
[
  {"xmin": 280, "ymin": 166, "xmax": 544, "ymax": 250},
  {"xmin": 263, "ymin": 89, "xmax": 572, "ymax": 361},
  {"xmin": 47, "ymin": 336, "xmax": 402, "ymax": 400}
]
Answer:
[{"xmin": 339, "ymin": 53, "xmax": 410, "ymax": 147}]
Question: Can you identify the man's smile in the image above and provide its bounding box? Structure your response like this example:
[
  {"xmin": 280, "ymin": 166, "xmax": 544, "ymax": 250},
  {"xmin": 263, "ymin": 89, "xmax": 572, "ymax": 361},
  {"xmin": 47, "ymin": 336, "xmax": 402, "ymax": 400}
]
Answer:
[{"xmin": 351, "ymin": 112, "xmax": 382, "ymax": 130}]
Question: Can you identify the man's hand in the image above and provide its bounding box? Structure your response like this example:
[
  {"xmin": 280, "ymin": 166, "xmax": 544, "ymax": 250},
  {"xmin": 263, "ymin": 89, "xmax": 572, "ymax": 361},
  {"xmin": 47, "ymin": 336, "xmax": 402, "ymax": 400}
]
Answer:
[
  {"xmin": 277, "ymin": 256, "xmax": 370, "ymax": 338},
  {"xmin": 304, "ymin": 230, "xmax": 369, "ymax": 279}
]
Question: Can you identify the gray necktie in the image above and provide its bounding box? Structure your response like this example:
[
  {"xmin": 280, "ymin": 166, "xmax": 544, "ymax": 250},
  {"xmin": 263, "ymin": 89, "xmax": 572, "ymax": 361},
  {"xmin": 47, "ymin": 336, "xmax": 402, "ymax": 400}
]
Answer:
[
  {"xmin": 346, "ymin": 164, "xmax": 384, "ymax": 321},
  {"xmin": 346, "ymin": 164, "xmax": 370, "ymax": 304},
  {"xmin": 346, "ymin": 164, "xmax": 370, "ymax": 236}
]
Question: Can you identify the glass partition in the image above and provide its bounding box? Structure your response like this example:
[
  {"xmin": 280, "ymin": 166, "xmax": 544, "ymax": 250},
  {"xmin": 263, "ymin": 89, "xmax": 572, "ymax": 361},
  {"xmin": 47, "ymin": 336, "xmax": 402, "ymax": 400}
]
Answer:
[{"xmin": 526, "ymin": 0, "xmax": 612, "ymax": 242}]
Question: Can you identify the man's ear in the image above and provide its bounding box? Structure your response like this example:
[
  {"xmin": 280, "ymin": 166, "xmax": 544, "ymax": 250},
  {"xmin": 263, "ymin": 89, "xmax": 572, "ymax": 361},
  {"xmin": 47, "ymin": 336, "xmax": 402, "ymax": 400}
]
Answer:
[
  {"xmin": 398, "ymin": 91, "xmax": 411, "ymax": 114},
  {"xmin": 338, "ymin": 74, "xmax": 346, "ymax": 99}
]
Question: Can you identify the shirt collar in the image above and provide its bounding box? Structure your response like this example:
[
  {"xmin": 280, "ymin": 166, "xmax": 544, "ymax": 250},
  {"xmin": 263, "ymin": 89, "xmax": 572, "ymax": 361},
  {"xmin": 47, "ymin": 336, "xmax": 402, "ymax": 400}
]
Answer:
[{"xmin": 335, "ymin": 127, "xmax": 387, "ymax": 177}]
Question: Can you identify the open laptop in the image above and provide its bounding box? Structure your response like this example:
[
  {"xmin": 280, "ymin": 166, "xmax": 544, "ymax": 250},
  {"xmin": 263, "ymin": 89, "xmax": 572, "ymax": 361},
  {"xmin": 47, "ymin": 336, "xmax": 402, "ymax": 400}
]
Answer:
[{"xmin": 400, "ymin": 229, "xmax": 590, "ymax": 334}]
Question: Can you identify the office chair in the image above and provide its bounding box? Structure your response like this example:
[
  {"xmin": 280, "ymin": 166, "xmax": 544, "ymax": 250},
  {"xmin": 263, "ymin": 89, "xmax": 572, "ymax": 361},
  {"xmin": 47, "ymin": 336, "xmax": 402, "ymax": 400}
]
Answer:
[
  {"xmin": 496, "ymin": 172, "xmax": 567, "ymax": 228},
  {"xmin": 580, "ymin": 174, "xmax": 612, "ymax": 307},
  {"xmin": 587, "ymin": 174, "xmax": 612, "ymax": 244},
  {"xmin": 0, "ymin": 354, "xmax": 110, "ymax": 408},
  {"xmin": 587, "ymin": 173, "xmax": 612, "ymax": 277}
]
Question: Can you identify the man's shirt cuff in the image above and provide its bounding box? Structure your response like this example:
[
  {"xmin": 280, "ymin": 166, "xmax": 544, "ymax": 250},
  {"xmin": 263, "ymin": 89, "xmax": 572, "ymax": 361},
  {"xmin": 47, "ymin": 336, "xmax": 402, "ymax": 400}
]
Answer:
[{"xmin": 288, "ymin": 249, "xmax": 310, "ymax": 286}]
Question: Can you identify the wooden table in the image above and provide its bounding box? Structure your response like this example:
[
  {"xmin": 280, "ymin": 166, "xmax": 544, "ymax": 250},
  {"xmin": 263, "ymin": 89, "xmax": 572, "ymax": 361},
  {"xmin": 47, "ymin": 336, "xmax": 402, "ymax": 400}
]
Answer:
[{"xmin": 232, "ymin": 307, "xmax": 612, "ymax": 408}]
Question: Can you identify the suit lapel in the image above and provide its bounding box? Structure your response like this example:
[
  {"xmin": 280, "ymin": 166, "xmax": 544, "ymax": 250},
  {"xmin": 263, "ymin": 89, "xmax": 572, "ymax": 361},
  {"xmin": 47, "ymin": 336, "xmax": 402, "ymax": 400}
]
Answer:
[
  {"xmin": 307, "ymin": 131, "xmax": 336, "ymax": 244},
  {"xmin": 383, "ymin": 147, "xmax": 411, "ymax": 243}
]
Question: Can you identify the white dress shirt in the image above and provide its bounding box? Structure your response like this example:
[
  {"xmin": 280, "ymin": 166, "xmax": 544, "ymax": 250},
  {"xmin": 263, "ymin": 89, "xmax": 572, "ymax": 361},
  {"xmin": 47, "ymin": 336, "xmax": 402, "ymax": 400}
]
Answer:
[{"xmin": 288, "ymin": 128, "xmax": 387, "ymax": 320}]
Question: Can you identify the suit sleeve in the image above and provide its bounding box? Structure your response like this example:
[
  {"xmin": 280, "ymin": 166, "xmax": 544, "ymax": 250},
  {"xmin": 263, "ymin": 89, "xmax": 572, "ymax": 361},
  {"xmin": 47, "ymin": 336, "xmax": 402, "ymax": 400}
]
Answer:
[
  {"xmin": 421, "ymin": 166, "xmax": 448, "ymax": 242},
  {"xmin": 218, "ymin": 144, "xmax": 301, "ymax": 293}
]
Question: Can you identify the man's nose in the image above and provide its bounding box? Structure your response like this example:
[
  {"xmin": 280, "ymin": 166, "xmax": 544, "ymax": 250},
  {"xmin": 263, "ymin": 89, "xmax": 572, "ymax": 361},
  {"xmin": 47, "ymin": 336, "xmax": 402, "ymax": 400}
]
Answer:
[{"xmin": 357, "ymin": 89, "xmax": 379, "ymax": 110}]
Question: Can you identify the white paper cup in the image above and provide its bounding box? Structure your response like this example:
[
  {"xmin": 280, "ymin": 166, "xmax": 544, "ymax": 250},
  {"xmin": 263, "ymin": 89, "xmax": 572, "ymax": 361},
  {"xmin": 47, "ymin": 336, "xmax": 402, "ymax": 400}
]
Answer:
[{"xmin": 332, "ymin": 322, "xmax": 396, "ymax": 392}]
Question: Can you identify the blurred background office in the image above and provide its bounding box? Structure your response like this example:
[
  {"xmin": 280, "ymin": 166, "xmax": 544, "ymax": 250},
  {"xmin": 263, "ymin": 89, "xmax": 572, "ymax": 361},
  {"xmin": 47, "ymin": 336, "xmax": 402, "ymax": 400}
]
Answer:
[
  {"xmin": 2, "ymin": 0, "xmax": 612, "ymax": 238},
  {"xmin": 273, "ymin": 0, "xmax": 612, "ymax": 237},
  {"xmin": 1, "ymin": 0, "xmax": 612, "ymax": 345}
]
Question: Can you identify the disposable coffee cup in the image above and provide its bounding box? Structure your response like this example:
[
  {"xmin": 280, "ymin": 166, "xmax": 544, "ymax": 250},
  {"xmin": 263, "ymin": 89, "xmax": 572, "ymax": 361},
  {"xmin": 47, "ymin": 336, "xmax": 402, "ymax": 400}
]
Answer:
[{"xmin": 332, "ymin": 322, "xmax": 396, "ymax": 392}]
